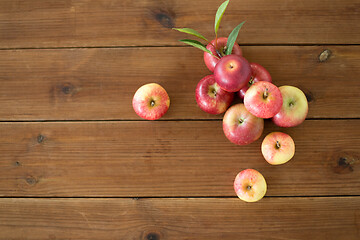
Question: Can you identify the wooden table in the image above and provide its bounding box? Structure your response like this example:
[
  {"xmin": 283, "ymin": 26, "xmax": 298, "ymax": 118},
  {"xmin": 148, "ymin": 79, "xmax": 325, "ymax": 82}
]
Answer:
[{"xmin": 0, "ymin": 0, "xmax": 359, "ymax": 239}]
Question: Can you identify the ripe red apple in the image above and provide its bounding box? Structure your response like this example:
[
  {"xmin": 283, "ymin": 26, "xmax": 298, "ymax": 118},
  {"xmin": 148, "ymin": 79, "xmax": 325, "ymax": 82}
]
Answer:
[
  {"xmin": 244, "ymin": 81, "xmax": 283, "ymax": 119},
  {"xmin": 214, "ymin": 55, "xmax": 251, "ymax": 92},
  {"xmin": 204, "ymin": 37, "xmax": 243, "ymax": 72},
  {"xmin": 195, "ymin": 75, "xmax": 234, "ymax": 114},
  {"xmin": 238, "ymin": 63, "xmax": 272, "ymax": 99},
  {"xmin": 272, "ymin": 86, "xmax": 308, "ymax": 127},
  {"xmin": 234, "ymin": 169, "xmax": 267, "ymax": 202},
  {"xmin": 223, "ymin": 103, "xmax": 264, "ymax": 145},
  {"xmin": 261, "ymin": 132, "xmax": 295, "ymax": 165},
  {"xmin": 132, "ymin": 83, "xmax": 170, "ymax": 120}
]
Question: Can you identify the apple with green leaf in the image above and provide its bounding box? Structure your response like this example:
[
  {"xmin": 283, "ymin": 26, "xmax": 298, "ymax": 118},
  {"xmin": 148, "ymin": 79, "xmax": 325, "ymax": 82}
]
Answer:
[
  {"xmin": 173, "ymin": 0, "xmax": 246, "ymax": 74},
  {"xmin": 204, "ymin": 37, "xmax": 242, "ymax": 72}
]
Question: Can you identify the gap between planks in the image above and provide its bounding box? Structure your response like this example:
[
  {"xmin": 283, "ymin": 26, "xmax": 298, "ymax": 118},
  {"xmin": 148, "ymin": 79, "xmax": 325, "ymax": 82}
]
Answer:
[
  {"xmin": 0, "ymin": 118, "xmax": 359, "ymax": 123},
  {"xmin": 1, "ymin": 43, "xmax": 360, "ymax": 51},
  {"xmin": 0, "ymin": 195, "xmax": 360, "ymax": 199}
]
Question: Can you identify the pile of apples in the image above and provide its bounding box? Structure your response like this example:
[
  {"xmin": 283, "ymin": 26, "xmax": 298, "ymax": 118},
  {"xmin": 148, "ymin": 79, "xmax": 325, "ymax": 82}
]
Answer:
[{"xmin": 133, "ymin": 0, "xmax": 308, "ymax": 202}]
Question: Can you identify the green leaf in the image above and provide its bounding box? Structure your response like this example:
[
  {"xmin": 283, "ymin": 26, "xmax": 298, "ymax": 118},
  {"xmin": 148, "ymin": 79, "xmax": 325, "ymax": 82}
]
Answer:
[
  {"xmin": 225, "ymin": 21, "xmax": 245, "ymax": 55},
  {"xmin": 173, "ymin": 28, "xmax": 208, "ymax": 42},
  {"xmin": 179, "ymin": 39, "xmax": 219, "ymax": 59},
  {"xmin": 214, "ymin": 0, "xmax": 230, "ymax": 35}
]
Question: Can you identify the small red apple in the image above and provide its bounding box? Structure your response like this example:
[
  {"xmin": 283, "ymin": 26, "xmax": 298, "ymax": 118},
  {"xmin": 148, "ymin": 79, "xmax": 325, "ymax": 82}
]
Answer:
[
  {"xmin": 204, "ymin": 37, "xmax": 243, "ymax": 72},
  {"xmin": 214, "ymin": 55, "xmax": 251, "ymax": 92},
  {"xmin": 195, "ymin": 75, "xmax": 234, "ymax": 114},
  {"xmin": 234, "ymin": 169, "xmax": 267, "ymax": 202},
  {"xmin": 223, "ymin": 103, "xmax": 264, "ymax": 145},
  {"xmin": 244, "ymin": 81, "xmax": 283, "ymax": 119},
  {"xmin": 238, "ymin": 63, "xmax": 272, "ymax": 99},
  {"xmin": 261, "ymin": 132, "xmax": 295, "ymax": 165},
  {"xmin": 272, "ymin": 86, "xmax": 308, "ymax": 127},
  {"xmin": 132, "ymin": 83, "xmax": 170, "ymax": 120}
]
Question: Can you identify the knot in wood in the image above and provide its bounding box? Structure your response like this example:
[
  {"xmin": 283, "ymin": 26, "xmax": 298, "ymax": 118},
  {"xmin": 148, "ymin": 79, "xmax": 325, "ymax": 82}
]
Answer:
[
  {"xmin": 154, "ymin": 10, "xmax": 175, "ymax": 28},
  {"xmin": 146, "ymin": 232, "xmax": 160, "ymax": 240},
  {"xmin": 304, "ymin": 91, "xmax": 315, "ymax": 103},
  {"xmin": 26, "ymin": 176, "xmax": 37, "ymax": 185},
  {"xmin": 60, "ymin": 82, "xmax": 76, "ymax": 95},
  {"xmin": 319, "ymin": 49, "xmax": 332, "ymax": 62},
  {"xmin": 333, "ymin": 153, "xmax": 359, "ymax": 174}
]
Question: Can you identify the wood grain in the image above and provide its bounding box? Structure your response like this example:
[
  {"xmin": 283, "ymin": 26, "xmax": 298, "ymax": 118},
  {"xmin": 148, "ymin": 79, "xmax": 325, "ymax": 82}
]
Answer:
[
  {"xmin": 0, "ymin": 120, "xmax": 358, "ymax": 197},
  {"xmin": 1, "ymin": 46, "xmax": 359, "ymax": 120},
  {"xmin": 0, "ymin": 197, "xmax": 359, "ymax": 239},
  {"xmin": 1, "ymin": 0, "xmax": 360, "ymax": 48}
]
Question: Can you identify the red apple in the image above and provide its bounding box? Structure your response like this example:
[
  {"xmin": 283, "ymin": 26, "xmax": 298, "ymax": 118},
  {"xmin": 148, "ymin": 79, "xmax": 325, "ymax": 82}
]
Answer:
[
  {"xmin": 244, "ymin": 81, "xmax": 283, "ymax": 119},
  {"xmin": 195, "ymin": 75, "xmax": 234, "ymax": 114},
  {"xmin": 214, "ymin": 55, "xmax": 251, "ymax": 92},
  {"xmin": 204, "ymin": 37, "xmax": 243, "ymax": 72},
  {"xmin": 132, "ymin": 83, "xmax": 170, "ymax": 120},
  {"xmin": 223, "ymin": 103, "xmax": 264, "ymax": 145},
  {"xmin": 234, "ymin": 169, "xmax": 267, "ymax": 202},
  {"xmin": 272, "ymin": 86, "xmax": 308, "ymax": 127},
  {"xmin": 261, "ymin": 132, "xmax": 295, "ymax": 165},
  {"xmin": 238, "ymin": 63, "xmax": 272, "ymax": 99}
]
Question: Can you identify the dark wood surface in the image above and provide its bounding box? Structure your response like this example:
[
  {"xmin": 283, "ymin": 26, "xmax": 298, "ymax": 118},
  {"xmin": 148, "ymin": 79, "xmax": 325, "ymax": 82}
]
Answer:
[
  {"xmin": 0, "ymin": 120, "xmax": 359, "ymax": 197},
  {"xmin": 1, "ymin": 197, "xmax": 359, "ymax": 240},
  {"xmin": 1, "ymin": 46, "xmax": 359, "ymax": 120},
  {"xmin": 1, "ymin": 0, "xmax": 360, "ymax": 48},
  {"xmin": 0, "ymin": 0, "xmax": 359, "ymax": 239}
]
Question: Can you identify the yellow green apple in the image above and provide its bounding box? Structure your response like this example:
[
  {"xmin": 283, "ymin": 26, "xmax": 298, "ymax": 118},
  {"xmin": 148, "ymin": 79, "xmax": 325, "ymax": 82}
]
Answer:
[
  {"xmin": 261, "ymin": 132, "xmax": 295, "ymax": 165},
  {"xmin": 234, "ymin": 169, "xmax": 267, "ymax": 202},
  {"xmin": 272, "ymin": 86, "xmax": 308, "ymax": 127}
]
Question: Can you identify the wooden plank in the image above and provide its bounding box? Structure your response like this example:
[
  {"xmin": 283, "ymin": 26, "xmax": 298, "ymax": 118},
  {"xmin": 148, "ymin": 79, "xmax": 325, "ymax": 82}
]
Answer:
[
  {"xmin": 0, "ymin": 46, "xmax": 359, "ymax": 120},
  {"xmin": 0, "ymin": 120, "xmax": 358, "ymax": 197},
  {"xmin": 0, "ymin": 0, "xmax": 359, "ymax": 48},
  {"xmin": 0, "ymin": 197, "xmax": 359, "ymax": 239}
]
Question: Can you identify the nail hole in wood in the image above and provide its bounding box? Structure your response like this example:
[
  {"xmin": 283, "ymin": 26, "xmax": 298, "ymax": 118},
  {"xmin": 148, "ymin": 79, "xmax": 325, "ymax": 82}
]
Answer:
[{"xmin": 37, "ymin": 134, "xmax": 45, "ymax": 143}]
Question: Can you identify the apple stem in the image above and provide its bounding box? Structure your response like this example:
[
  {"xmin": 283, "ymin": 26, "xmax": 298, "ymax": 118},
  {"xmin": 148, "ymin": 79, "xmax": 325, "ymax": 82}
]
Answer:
[
  {"xmin": 212, "ymin": 36, "xmax": 224, "ymax": 59},
  {"xmin": 215, "ymin": 49, "xmax": 222, "ymax": 58},
  {"xmin": 249, "ymin": 77, "xmax": 254, "ymax": 86},
  {"xmin": 212, "ymin": 90, "xmax": 217, "ymax": 97},
  {"xmin": 150, "ymin": 100, "xmax": 155, "ymax": 107},
  {"xmin": 263, "ymin": 88, "xmax": 269, "ymax": 99},
  {"xmin": 247, "ymin": 185, "xmax": 252, "ymax": 190},
  {"xmin": 208, "ymin": 42, "xmax": 221, "ymax": 59},
  {"xmin": 276, "ymin": 141, "xmax": 281, "ymax": 149}
]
